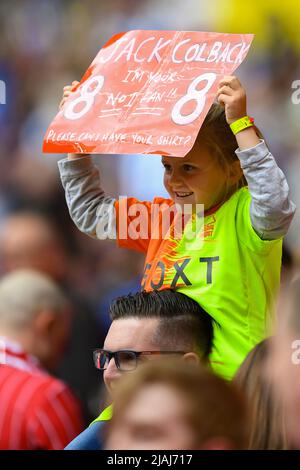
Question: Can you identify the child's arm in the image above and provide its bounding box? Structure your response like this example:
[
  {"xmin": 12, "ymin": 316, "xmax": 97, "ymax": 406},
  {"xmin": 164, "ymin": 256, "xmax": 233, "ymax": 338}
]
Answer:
[
  {"xmin": 235, "ymin": 132, "xmax": 296, "ymax": 240},
  {"xmin": 58, "ymin": 82, "xmax": 116, "ymax": 240},
  {"xmin": 58, "ymin": 156, "xmax": 116, "ymax": 240},
  {"xmin": 59, "ymin": 82, "xmax": 91, "ymax": 162},
  {"xmin": 58, "ymin": 83, "xmax": 155, "ymax": 251},
  {"xmin": 217, "ymin": 76, "xmax": 296, "ymax": 240}
]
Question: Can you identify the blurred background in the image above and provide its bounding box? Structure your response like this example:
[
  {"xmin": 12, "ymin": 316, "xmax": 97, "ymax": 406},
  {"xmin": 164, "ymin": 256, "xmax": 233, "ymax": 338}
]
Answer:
[{"xmin": 0, "ymin": 0, "xmax": 299, "ymax": 422}]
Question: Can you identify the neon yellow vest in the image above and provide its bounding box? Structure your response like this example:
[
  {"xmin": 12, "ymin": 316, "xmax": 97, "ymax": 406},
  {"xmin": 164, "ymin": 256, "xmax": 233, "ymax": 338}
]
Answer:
[
  {"xmin": 92, "ymin": 404, "xmax": 113, "ymax": 424},
  {"xmin": 174, "ymin": 187, "xmax": 282, "ymax": 379},
  {"xmin": 138, "ymin": 187, "xmax": 282, "ymax": 379}
]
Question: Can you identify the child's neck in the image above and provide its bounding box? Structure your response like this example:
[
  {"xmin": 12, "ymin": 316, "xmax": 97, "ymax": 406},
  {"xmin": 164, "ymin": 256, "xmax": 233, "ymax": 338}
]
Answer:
[
  {"xmin": 204, "ymin": 202, "xmax": 222, "ymax": 216},
  {"xmin": 204, "ymin": 185, "xmax": 240, "ymax": 215}
]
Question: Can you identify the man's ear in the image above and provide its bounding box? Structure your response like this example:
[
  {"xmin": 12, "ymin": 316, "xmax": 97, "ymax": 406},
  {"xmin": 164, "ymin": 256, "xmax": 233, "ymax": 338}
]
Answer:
[
  {"xmin": 182, "ymin": 352, "xmax": 200, "ymax": 365},
  {"xmin": 33, "ymin": 310, "xmax": 56, "ymax": 337}
]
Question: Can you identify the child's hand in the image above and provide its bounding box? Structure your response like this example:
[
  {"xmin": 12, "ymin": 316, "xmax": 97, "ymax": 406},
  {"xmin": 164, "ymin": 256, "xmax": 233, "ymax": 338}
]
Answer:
[
  {"xmin": 59, "ymin": 80, "xmax": 90, "ymax": 160},
  {"xmin": 216, "ymin": 76, "xmax": 247, "ymax": 125},
  {"xmin": 59, "ymin": 80, "xmax": 80, "ymax": 110},
  {"xmin": 59, "ymin": 80, "xmax": 89, "ymax": 160}
]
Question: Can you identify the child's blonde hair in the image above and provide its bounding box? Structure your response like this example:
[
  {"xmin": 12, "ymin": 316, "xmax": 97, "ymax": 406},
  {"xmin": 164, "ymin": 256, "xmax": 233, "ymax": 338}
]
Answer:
[{"xmin": 195, "ymin": 103, "xmax": 264, "ymax": 200}]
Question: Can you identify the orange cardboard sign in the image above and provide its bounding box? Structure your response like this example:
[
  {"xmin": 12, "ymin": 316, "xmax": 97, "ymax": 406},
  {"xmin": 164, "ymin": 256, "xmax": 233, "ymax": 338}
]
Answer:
[{"xmin": 43, "ymin": 30, "xmax": 254, "ymax": 157}]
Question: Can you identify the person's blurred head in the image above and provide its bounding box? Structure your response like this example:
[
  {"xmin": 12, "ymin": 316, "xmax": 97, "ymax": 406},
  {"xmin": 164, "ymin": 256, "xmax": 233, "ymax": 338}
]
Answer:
[
  {"xmin": 105, "ymin": 360, "xmax": 248, "ymax": 450},
  {"xmin": 0, "ymin": 269, "xmax": 70, "ymax": 370},
  {"xmin": 267, "ymin": 276, "xmax": 300, "ymax": 448},
  {"xmin": 0, "ymin": 211, "xmax": 68, "ymax": 281},
  {"xmin": 234, "ymin": 338, "xmax": 288, "ymax": 449},
  {"xmin": 98, "ymin": 290, "xmax": 213, "ymax": 395}
]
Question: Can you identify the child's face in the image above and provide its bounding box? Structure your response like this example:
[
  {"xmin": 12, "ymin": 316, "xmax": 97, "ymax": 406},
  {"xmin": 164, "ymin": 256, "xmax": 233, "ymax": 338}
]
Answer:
[{"xmin": 162, "ymin": 142, "xmax": 229, "ymax": 210}]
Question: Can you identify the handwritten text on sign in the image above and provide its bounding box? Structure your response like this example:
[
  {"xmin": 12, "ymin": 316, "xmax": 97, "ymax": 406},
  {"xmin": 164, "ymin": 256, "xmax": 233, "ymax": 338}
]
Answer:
[{"xmin": 43, "ymin": 30, "xmax": 253, "ymax": 157}]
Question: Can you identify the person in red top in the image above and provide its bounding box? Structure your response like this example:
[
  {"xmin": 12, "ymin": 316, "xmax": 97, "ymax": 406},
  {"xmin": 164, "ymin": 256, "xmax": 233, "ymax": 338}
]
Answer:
[{"xmin": 0, "ymin": 269, "xmax": 84, "ymax": 450}]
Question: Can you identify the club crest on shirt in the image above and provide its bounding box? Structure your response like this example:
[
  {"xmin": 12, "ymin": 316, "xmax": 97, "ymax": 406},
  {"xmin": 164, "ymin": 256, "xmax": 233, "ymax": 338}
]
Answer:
[{"xmin": 202, "ymin": 215, "xmax": 216, "ymax": 239}]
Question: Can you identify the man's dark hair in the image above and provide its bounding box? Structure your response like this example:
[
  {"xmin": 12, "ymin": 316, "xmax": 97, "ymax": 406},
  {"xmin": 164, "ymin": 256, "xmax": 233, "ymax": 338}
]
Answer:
[{"xmin": 109, "ymin": 290, "xmax": 213, "ymax": 361}]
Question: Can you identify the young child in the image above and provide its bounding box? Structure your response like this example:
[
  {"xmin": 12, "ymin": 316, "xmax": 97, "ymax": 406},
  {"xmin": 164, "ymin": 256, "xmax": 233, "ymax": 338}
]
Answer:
[{"xmin": 58, "ymin": 76, "xmax": 295, "ymax": 380}]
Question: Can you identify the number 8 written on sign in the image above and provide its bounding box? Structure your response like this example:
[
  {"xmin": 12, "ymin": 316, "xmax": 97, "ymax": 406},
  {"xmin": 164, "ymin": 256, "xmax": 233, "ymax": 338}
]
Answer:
[
  {"xmin": 63, "ymin": 72, "xmax": 217, "ymax": 125},
  {"xmin": 171, "ymin": 72, "xmax": 216, "ymax": 125},
  {"xmin": 64, "ymin": 75, "xmax": 105, "ymax": 120}
]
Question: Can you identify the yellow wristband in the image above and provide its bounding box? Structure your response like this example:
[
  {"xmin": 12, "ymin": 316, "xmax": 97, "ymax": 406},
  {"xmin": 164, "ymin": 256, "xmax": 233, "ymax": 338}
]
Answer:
[{"xmin": 230, "ymin": 116, "xmax": 254, "ymax": 135}]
